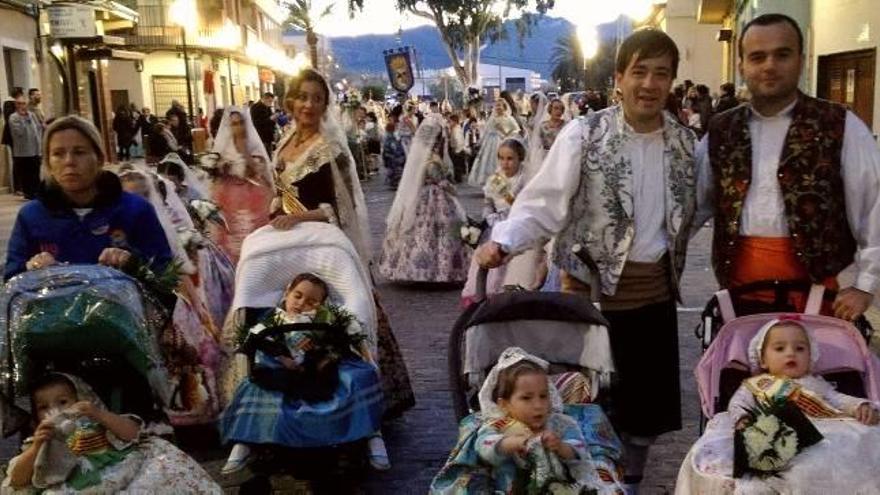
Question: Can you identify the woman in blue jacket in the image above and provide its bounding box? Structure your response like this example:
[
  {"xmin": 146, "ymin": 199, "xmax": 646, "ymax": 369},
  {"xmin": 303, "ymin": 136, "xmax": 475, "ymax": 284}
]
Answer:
[{"xmin": 4, "ymin": 115, "xmax": 172, "ymax": 280}]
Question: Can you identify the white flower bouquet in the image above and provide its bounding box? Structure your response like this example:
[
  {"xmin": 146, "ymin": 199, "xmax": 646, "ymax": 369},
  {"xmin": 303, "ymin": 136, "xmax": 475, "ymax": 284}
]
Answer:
[
  {"xmin": 189, "ymin": 199, "xmax": 228, "ymax": 231},
  {"xmin": 458, "ymin": 217, "xmax": 487, "ymax": 249},
  {"xmin": 733, "ymin": 397, "xmax": 823, "ymax": 478}
]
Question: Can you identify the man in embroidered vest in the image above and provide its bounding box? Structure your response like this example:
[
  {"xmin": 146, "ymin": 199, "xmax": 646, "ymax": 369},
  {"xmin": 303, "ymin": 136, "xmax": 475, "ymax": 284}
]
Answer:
[
  {"xmin": 475, "ymin": 29, "xmax": 697, "ymax": 491},
  {"xmin": 695, "ymin": 14, "xmax": 880, "ymax": 321}
]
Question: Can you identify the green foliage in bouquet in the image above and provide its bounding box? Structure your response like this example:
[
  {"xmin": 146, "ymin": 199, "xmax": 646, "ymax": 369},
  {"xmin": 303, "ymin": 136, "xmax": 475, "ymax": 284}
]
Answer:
[
  {"xmin": 120, "ymin": 257, "xmax": 183, "ymax": 303},
  {"xmin": 733, "ymin": 397, "xmax": 823, "ymax": 478},
  {"xmin": 234, "ymin": 303, "xmax": 366, "ymax": 352}
]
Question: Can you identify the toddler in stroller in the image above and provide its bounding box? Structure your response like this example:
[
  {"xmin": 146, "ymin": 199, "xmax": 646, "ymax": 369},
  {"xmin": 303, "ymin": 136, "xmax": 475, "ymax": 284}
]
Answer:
[
  {"xmin": 220, "ymin": 271, "xmax": 384, "ymax": 473},
  {"xmin": 3, "ymin": 372, "xmax": 220, "ymax": 493},
  {"xmin": 432, "ymin": 347, "xmax": 619, "ymax": 493},
  {"xmin": 677, "ymin": 305, "xmax": 880, "ymax": 493},
  {"xmin": 433, "ymin": 265, "xmax": 624, "ymax": 493},
  {"xmin": 219, "ymin": 223, "xmax": 389, "ymax": 478}
]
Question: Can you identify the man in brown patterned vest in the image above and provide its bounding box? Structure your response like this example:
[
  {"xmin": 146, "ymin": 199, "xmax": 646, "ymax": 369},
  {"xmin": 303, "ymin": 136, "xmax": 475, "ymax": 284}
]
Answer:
[{"xmin": 696, "ymin": 13, "xmax": 880, "ymax": 321}]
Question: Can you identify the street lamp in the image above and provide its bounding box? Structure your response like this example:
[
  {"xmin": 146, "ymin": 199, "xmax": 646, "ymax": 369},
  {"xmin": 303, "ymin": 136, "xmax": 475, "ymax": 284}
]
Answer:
[
  {"xmin": 576, "ymin": 24, "xmax": 599, "ymax": 90},
  {"xmin": 169, "ymin": 0, "xmax": 197, "ymax": 124}
]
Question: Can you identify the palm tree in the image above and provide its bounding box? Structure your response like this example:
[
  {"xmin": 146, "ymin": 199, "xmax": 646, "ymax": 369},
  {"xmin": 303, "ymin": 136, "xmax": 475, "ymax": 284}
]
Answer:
[
  {"xmin": 285, "ymin": 0, "xmax": 333, "ymax": 69},
  {"xmin": 550, "ymin": 33, "xmax": 584, "ymax": 93}
]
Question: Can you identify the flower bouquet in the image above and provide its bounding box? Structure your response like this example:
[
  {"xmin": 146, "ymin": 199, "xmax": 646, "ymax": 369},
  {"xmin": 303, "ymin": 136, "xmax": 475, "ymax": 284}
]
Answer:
[
  {"xmin": 188, "ymin": 199, "xmax": 228, "ymax": 232},
  {"xmin": 485, "ymin": 173, "xmax": 515, "ymax": 206},
  {"xmin": 237, "ymin": 304, "xmax": 366, "ymax": 403},
  {"xmin": 459, "ymin": 216, "xmax": 487, "ymax": 249},
  {"xmin": 733, "ymin": 397, "xmax": 823, "ymax": 478}
]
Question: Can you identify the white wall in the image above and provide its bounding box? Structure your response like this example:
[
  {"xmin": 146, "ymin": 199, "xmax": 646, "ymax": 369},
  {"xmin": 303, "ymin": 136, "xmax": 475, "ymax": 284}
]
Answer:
[
  {"xmin": 664, "ymin": 0, "xmax": 726, "ymax": 92},
  {"xmin": 810, "ymin": 0, "xmax": 880, "ymax": 131},
  {"xmin": 0, "ymin": 10, "xmax": 40, "ymax": 101},
  {"xmin": 107, "ymin": 60, "xmax": 146, "ymax": 110}
]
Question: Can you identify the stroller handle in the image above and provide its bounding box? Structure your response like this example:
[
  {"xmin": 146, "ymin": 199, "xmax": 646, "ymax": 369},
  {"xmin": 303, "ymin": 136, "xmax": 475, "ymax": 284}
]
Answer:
[{"xmin": 474, "ymin": 244, "xmax": 600, "ymax": 303}]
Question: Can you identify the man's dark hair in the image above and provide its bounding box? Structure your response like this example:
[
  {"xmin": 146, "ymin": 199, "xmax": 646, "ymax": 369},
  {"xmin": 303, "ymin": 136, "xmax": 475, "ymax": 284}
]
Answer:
[
  {"xmin": 721, "ymin": 82, "xmax": 735, "ymax": 96},
  {"xmin": 11, "ymin": 87, "xmax": 24, "ymax": 98},
  {"xmin": 684, "ymin": 79, "xmax": 693, "ymax": 88},
  {"xmin": 696, "ymin": 84, "xmax": 710, "ymax": 97},
  {"xmin": 28, "ymin": 88, "xmax": 39, "ymax": 96},
  {"xmin": 616, "ymin": 28, "xmax": 680, "ymax": 78},
  {"xmin": 263, "ymin": 92, "xmax": 275, "ymax": 99},
  {"xmin": 739, "ymin": 13, "xmax": 804, "ymax": 58}
]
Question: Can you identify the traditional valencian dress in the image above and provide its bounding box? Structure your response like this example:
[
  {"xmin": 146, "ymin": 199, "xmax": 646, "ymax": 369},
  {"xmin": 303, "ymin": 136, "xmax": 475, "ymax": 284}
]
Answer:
[
  {"xmin": 430, "ymin": 347, "xmax": 621, "ymax": 494},
  {"xmin": 676, "ymin": 373, "xmax": 880, "ymax": 494},
  {"xmin": 467, "ymin": 111, "xmax": 520, "ymax": 187},
  {"xmin": 220, "ymin": 307, "xmax": 384, "ymax": 447},
  {"xmin": 461, "ymin": 169, "xmax": 524, "ymax": 305},
  {"xmin": 379, "ymin": 117, "xmax": 472, "ymax": 283},
  {"xmin": 2, "ymin": 374, "xmax": 221, "ymax": 494},
  {"xmin": 272, "ymin": 129, "xmax": 415, "ymax": 418}
]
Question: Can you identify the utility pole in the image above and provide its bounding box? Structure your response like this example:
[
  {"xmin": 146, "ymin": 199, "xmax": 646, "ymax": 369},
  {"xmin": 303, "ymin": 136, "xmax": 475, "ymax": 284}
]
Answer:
[{"xmin": 180, "ymin": 26, "xmax": 194, "ymax": 125}]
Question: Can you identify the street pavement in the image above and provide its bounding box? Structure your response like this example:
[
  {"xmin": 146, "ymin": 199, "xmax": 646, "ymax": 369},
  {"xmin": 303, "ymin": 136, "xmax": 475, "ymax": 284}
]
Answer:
[{"xmin": 0, "ymin": 170, "xmax": 876, "ymax": 494}]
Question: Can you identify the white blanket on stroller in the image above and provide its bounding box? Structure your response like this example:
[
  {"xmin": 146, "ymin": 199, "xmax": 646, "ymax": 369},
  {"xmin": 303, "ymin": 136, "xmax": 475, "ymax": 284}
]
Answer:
[
  {"xmin": 231, "ymin": 223, "xmax": 378, "ymax": 347},
  {"xmin": 675, "ymin": 412, "xmax": 880, "ymax": 495}
]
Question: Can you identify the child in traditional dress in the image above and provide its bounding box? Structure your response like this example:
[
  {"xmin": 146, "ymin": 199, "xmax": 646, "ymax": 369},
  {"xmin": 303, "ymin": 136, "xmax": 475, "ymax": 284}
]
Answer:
[
  {"xmin": 461, "ymin": 138, "xmax": 526, "ymax": 305},
  {"xmin": 675, "ymin": 317, "xmax": 880, "ymax": 494},
  {"xmin": 221, "ymin": 273, "xmax": 388, "ymax": 474},
  {"xmin": 431, "ymin": 347, "xmax": 608, "ymax": 493},
  {"xmin": 729, "ymin": 317, "xmax": 879, "ymax": 426},
  {"xmin": 382, "ymin": 120, "xmax": 406, "ymax": 189},
  {"xmin": 4, "ymin": 373, "xmax": 221, "ymax": 493}
]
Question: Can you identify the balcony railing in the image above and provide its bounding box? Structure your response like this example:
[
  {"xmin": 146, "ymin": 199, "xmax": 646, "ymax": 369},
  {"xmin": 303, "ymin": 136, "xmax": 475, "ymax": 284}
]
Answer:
[{"xmin": 122, "ymin": 5, "xmax": 244, "ymax": 50}]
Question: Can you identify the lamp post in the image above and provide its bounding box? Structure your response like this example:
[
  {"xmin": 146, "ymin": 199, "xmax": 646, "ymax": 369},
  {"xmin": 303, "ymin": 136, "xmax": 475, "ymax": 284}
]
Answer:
[
  {"xmin": 576, "ymin": 24, "xmax": 599, "ymax": 91},
  {"xmin": 169, "ymin": 0, "xmax": 197, "ymax": 124}
]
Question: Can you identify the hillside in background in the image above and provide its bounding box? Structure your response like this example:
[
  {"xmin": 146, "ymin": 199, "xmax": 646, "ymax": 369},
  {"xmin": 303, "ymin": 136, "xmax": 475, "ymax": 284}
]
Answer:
[{"xmin": 326, "ymin": 15, "xmax": 631, "ymax": 79}]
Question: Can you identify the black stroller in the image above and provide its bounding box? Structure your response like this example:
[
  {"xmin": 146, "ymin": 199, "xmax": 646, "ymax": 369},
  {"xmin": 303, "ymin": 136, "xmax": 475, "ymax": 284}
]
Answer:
[{"xmin": 445, "ymin": 246, "xmax": 624, "ymax": 490}]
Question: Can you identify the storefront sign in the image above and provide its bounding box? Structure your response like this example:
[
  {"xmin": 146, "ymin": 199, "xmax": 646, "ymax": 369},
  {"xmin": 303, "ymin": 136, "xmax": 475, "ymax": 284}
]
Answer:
[
  {"xmin": 259, "ymin": 68, "xmax": 276, "ymax": 84},
  {"xmin": 48, "ymin": 4, "xmax": 97, "ymax": 39}
]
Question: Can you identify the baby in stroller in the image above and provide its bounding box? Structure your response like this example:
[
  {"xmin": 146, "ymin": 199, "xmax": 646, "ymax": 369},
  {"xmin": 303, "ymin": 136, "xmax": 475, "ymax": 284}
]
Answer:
[
  {"xmin": 677, "ymin": 315, "xmax": 880, "ymax": 494},
  {"xmin": 3, "ymin": 373, "xmax": 220, "ymax": 493},
  {"xmin": 220, "ymin": 271, "xmax": 386, "ymax": 474},
  {"xmin": 728, "ymin": 317, "xmax": 879, "ymax": 426},
  {"xmin": 432, "ymin": 347, "xmax": 622, "ymax": 494}
]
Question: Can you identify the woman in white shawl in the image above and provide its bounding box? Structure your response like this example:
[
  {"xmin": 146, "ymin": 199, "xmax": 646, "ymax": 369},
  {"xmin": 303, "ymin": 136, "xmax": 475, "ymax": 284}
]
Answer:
[
  {"xmin": 268, "ymin": 67, "xmax": 415, "ymax": 420},
  {"xmin": 206, "ymin": 107, "xmax": 274, "ymax": 263},
  {"xmin": 379, "ymin": 113, "xmax": 472, "ymax": 283},
  {"xmin": 524, "ymin": 95, "xmax": 568, "ymax": 182},
  {"xmin": 467, "ymin": 98, "xmax": 520, "ymax": 187}
]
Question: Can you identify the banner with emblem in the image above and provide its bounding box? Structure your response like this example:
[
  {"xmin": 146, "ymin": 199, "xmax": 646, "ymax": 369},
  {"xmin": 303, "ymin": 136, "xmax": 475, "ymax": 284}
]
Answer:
[{"xmin": 384, "ymin": 48, "xmax": 414, "ymax": 93}]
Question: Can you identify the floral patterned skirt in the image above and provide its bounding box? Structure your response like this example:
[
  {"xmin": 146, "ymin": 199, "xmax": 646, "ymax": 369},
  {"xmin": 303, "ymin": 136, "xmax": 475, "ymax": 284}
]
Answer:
[{"xmin": 378, "ymin": 185, "xmax": 472, "ymax": 283}]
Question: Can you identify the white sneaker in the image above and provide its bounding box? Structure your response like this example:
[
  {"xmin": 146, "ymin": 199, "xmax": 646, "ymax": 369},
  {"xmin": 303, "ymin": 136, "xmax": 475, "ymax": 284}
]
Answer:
[
  {"xmin": 221, "ymin": 443, "xmax": 253, "ymax": 475},
  {"xmin": 367, "ymin": 436, "xmax": 391, "ymax": 471}
]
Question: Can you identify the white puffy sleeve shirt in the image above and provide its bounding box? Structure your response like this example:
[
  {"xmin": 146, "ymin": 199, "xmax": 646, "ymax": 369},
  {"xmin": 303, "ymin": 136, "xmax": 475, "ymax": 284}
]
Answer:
[{"xmin": 695, "ymin": 109, "xmax": 880, "ymax": 294}]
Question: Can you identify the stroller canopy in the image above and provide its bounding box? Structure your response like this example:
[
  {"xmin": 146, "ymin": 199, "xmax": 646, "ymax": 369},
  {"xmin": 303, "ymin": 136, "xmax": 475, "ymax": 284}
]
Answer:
[{"xmin": 232, "ymin": 223, "xmax": 378, "ymax": 349}]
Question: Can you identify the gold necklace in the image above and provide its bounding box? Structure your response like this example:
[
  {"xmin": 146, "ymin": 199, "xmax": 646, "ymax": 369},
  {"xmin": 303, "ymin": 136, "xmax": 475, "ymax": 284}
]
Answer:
[{"xmin": 291, "ymin": 130, "xmax": 318, "ymax": 149}]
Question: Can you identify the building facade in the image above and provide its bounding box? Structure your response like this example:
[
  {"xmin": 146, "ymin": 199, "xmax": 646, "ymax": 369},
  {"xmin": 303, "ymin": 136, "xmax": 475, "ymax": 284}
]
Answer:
[
  {"xmin": 697, "ymin": 0, "xmax": 880, "ymax": 132},
  {"xmin": 113, "ymin": 0, "xmax": 300, "ymax": 127},
  {"xmin": 650, "ymin": 0, "xmax": 726, "ymax": 95}
]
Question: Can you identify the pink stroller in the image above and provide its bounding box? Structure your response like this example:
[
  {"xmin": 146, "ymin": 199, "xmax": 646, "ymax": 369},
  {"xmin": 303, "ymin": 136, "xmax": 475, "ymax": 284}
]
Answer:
[
  {"xmin": 677, "ymin": 283, "xmax": 880, "ymax": 493},
  {"xmin": 694, "ymin": 280, "xmax": 876, "ymax": 422}
]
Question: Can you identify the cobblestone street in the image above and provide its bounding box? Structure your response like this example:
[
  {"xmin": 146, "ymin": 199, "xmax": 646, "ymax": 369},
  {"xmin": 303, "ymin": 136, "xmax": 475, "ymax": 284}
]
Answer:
[{"xmin": 0, "ymin": 170, "xmax": 876, "ymax": 494}]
